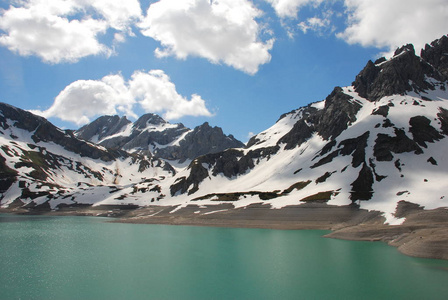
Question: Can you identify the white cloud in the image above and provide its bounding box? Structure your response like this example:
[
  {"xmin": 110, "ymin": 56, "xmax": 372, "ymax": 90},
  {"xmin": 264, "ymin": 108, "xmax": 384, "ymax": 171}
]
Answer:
[
  {"xmin": 32, "ymin": 70, "xmax": 213, "ymax": 126},
  {"xmin": 140, "ymin": 0, "xmax": 274, "ymax": 75},
  {"xmin": 338, "ymin": 0, "xmax": 448, "ymax": 54},
  {"xmin": 265, "ymin": 0, "xmax": 323, "ymax": 19},
  {"xmin": 0, "ymin": 0, "xmax": 142, "ymax": 63},
  {"xmin": 298, "ymin": 16, "xmax": 333, "ymax": 35},
  {"xmin": 130, "ymin": 70, "xmax": 213, "ymax": 120}
]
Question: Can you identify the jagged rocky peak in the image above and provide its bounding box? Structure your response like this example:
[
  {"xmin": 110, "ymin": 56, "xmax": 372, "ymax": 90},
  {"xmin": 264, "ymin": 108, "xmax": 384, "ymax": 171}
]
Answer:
[
  {"xmin": 73, "ymin": 111, "xmax": 244, "ymax": 163},
  {"xmin": 154, "ymin": 121, "xmax": 245, "ymax": 162},
  {"xmin": 76, "ymin": 115, "xmax": 131, "ymax": 142},
  {"xmin": 421, "ymin": 34, "xmax": 448, "ymax": 79},
  {"xmin": 134, "ymin": 113, "xmax": 171, "ymax": 129},
  {"xmin": 353, "ymin": 35, "xmax": 448, "ymax": 102}
]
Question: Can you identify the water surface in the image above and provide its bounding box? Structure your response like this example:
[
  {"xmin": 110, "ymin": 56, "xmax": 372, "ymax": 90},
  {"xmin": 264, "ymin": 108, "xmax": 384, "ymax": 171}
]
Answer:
[{"xmin": 1, "ymin": 214, "xmax": 447, "ymax": 299}]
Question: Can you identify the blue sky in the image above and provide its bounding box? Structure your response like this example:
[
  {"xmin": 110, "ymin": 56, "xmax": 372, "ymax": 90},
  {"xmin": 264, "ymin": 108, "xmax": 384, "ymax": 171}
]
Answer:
[{"xmin": 0, "ymin": 0, "xmax": 447, "ymax": 142}]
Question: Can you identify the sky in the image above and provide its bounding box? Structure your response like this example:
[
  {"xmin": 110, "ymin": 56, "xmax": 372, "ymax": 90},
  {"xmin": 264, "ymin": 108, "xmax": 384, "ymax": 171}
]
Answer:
[{"xmin": 0, "ymin": 0, "xmax": 447, "ymax": 143}]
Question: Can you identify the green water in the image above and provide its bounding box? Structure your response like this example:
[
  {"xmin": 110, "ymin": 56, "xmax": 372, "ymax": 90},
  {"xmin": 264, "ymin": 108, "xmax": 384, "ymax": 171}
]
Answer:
[{"xmin": 1, "ymin": 214, "xmax": 448, "ymax": 300}]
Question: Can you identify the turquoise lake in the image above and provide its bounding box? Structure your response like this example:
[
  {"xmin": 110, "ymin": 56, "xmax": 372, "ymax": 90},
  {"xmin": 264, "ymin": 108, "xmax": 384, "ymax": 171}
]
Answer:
[{"xmin": 1, "ymin": 214, "xmax": 448, "ymax": 300}]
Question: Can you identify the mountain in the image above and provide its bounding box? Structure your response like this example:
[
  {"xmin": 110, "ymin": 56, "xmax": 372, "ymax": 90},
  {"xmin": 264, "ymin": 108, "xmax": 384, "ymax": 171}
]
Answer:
[
  {"xmin": 166, "ymin": 35, "xmax": 448, "ymax": 223},
  {"xmin": 1, "ymin": 35, "xmax": 448, "ymax": 224},
  {"xmin": 75, "ymin": 114, "xmax": 244, "ymax": 164},
  {"xmin": 0, "ymin": 103, "xmax": 175, "ymax": 209}
]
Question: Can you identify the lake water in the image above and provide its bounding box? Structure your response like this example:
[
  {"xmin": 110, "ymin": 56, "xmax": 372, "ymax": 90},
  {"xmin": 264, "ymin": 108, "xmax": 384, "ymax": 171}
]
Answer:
[{"xmin": 1, "ymin": 214, "xmax": 448, "ymax": 300}]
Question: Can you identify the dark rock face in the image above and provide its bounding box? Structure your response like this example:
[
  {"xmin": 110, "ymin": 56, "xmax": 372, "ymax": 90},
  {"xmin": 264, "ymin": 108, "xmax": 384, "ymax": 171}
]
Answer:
[
  {"xmin": 374, "ymin": 129, "xmax": 423, "ymax": 161},
  {"xmin": 311, "ymin": 131, "xmax": 370, "ymax": 169},
  {"xmin": 420, "ymin": 35, "xmax": 448, "ymax": 79},
  {"xmin": 133, "ymin": 113, "xmax": 166, "ymax": 129},
  {"xmin": 409, "ymin": 116, "xmax": 444, "ymax": 147},
  {"xmin": 314, "ymin": 87, "xmax": 362, "ymax": 140},
  {"xmin": 437, "ymin": 107, "xmax": 448, "ymax": 135},
  {"xmin": 350, "ymin": 163, "xmax": 374, "ymax": 201},
  {"xmin": 75, "ymin": 115, "xmax": 131, "ymax": 142},
  {"xmin": 155, "ymin": 122, "xmax": 245, "ymax": 162},
  {"xmin": 353, "ymin": 36, "xmax": 448, "ymax": 102},
  {"xmin": 278, "ymin": 117, "xmax": 314, "ymax": 150},
  {"xmin": 0, "ymin": 154, "xmax": 17, "ymax": 197},
  {"xmin": 372, "ymin": 105, "xmax": 390, "ymax": 117},
  {"xmin": 276, "ymin": 87, "xmax": 362, "ymax": 150}
]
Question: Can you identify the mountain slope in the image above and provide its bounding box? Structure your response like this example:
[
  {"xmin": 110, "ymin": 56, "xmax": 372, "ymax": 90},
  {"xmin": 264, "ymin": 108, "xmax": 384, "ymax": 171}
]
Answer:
[
  {"xmin": 166, "ymin": 35, "xmax": 448, "ymax": 223},
  {"xmin": 75, "ymin": 114, "xmax": 244, "ymax": 164},
  {"xmin": 0, "ymin": 103, "xmax": 175, "ymax": 209}
]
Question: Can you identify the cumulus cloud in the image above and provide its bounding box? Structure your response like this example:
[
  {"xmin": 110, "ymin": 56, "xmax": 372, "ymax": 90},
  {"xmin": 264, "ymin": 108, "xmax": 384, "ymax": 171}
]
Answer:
[
  {"xmin": 0, "ymin": 0, "xmax": 142, "ymax": 63},
  {"xmin": 33, "ymin": 70, "xmax": 213, "ymax": 126},
  {"xmin": 130, "ymin": 70, "xmax": 213, "ymax": 120},
  {"xmin": 265, "ymin": 0, "xmax": 323, "ymax": 19},
  {"xmin": 139, "ymin": 0, "xmax": 274, "ymax": 75},
  {"xmin": 337, "ymin": 0, "xmax": 448, "ymax": 54}
]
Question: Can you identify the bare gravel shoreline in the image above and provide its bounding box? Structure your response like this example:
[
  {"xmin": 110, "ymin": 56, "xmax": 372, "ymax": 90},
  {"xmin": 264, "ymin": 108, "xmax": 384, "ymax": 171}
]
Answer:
[{"xmin": 2, "ymin": 202, "xmax": 447, "ymax": 260}]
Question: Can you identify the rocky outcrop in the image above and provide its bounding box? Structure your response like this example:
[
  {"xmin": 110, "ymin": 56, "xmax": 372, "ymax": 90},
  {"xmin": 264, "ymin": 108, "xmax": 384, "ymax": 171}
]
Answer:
[
  {"xmin": 155, "ymin": 122, "xmax": 245, "ymax": 162},
  {"xmin": 75, "ymin": 115, "xmax": 131, "ymax": 142},
  {"xmin": 420, "ymin": 35, "xmax": 448, "ymax": 79},
  {"xmin": 353, "ymin": 35, "xmax": 448, "ymax": 102}
]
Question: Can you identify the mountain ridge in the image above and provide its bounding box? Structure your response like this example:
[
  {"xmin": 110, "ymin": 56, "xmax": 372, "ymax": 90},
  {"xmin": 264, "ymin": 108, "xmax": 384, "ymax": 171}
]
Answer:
[
  {"xmin": 75, "ymin": 113, "xmax": 244, "ymax": 163},
  {"xmin": 1, "ymin": 35, "xmax": 448, "ymax": 227}
]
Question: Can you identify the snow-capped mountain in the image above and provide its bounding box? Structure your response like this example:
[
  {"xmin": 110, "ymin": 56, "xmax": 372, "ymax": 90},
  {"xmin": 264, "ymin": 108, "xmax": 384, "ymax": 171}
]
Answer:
[
  {"xmin": 1, "ymin": 35, "xmax": 448, "ymax": 223},
  {"xmin": 75, "ymin": 113, "xmax": 244, "ymax": 165},
  {"xmin": 165, "ymin": 35, "xmax": 448, "ymax": 223},
  {"xmin": 0, "ymin": 103, "xmax": 175, "ymax": 208}
]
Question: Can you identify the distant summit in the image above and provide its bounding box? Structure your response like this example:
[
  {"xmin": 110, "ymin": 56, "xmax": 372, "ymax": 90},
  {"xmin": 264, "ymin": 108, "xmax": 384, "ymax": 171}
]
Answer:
[{"xmin": 75, "ymin": 113, "xmax": 244, "ymax": 163}]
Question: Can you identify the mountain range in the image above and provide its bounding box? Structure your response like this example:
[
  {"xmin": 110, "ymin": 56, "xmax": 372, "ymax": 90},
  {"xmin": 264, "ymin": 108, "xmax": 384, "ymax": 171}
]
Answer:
[{"xmin": 1, "ymin": 35, "xmax": 448, "ymax": 225}]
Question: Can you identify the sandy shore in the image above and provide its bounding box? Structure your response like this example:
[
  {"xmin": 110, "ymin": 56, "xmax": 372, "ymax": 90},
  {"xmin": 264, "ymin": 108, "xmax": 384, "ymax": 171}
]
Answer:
[{"xmin": 2, "ymin": 201, "xmax": 447, "ymax": 260}]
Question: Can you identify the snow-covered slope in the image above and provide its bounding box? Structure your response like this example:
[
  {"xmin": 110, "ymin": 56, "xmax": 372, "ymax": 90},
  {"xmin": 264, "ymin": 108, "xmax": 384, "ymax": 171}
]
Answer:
[
  {"xmin": 0, "ymin": 103, "xmax": 174, "ymax": 209},
  {"xmin": 162, "ymin": 36, "xmax": 448, "ymax": 223}
]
